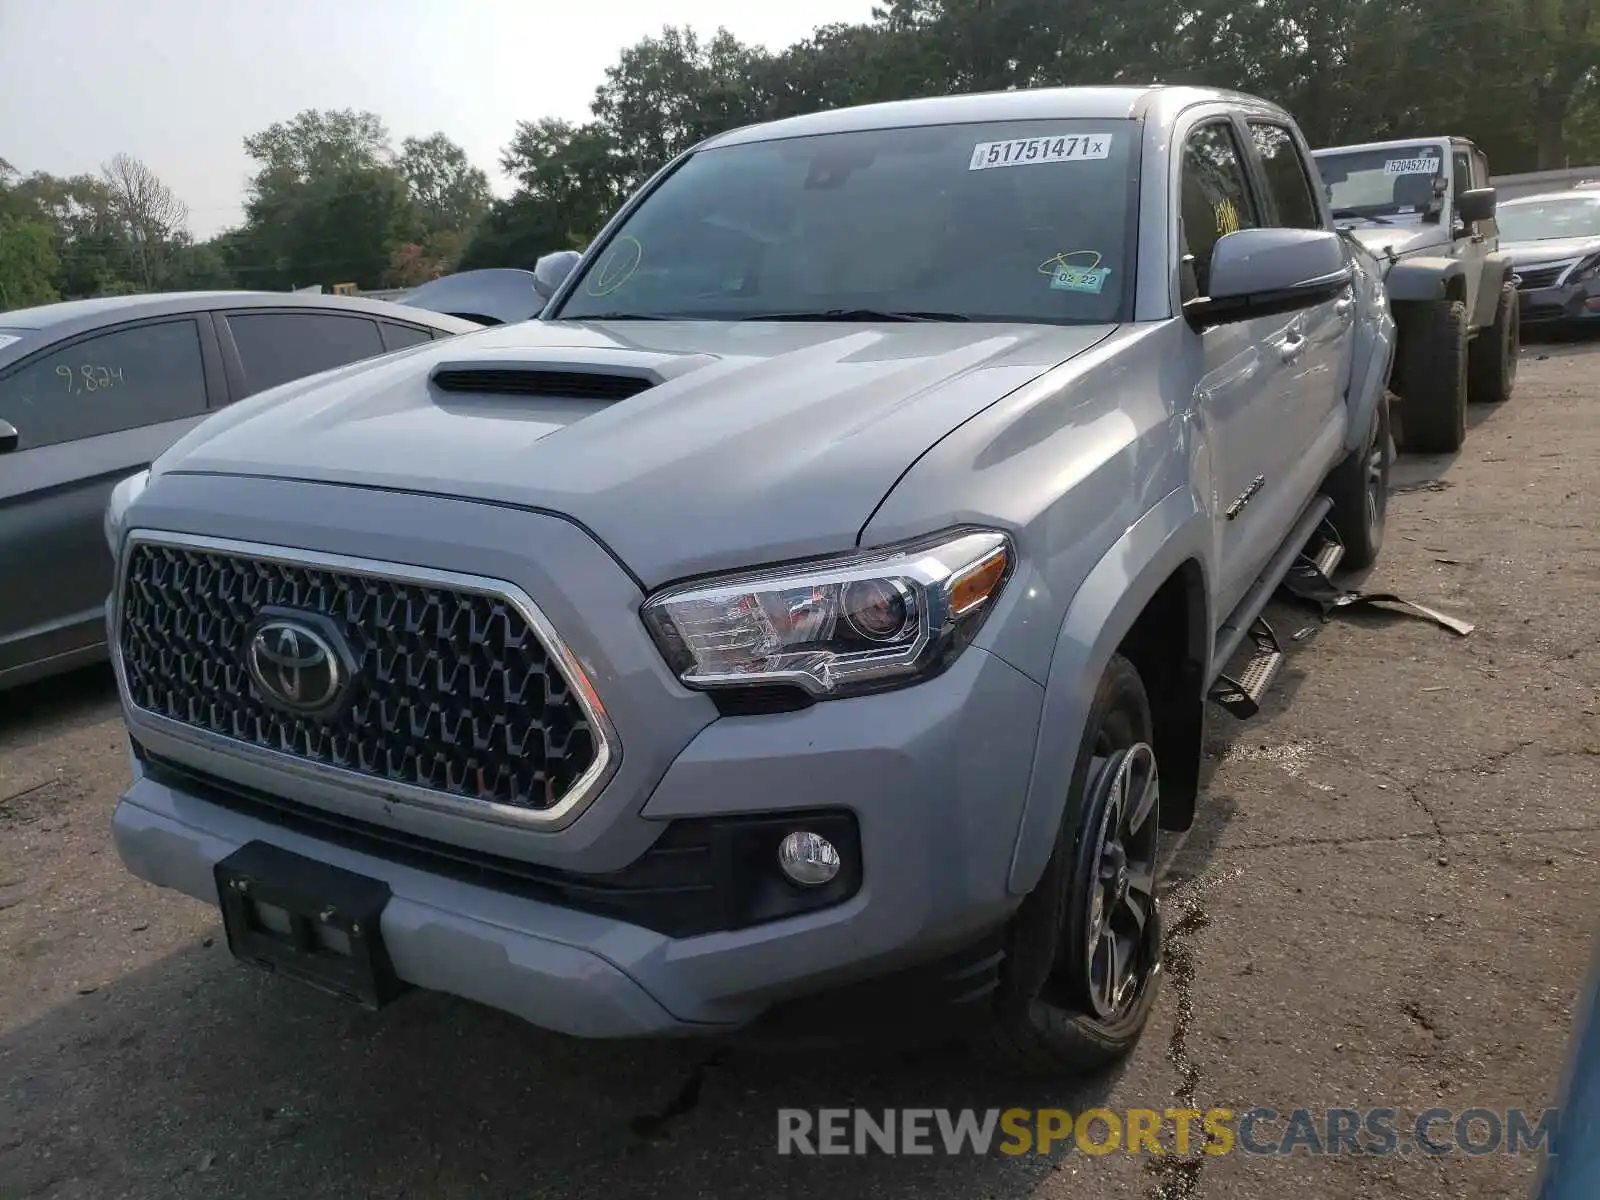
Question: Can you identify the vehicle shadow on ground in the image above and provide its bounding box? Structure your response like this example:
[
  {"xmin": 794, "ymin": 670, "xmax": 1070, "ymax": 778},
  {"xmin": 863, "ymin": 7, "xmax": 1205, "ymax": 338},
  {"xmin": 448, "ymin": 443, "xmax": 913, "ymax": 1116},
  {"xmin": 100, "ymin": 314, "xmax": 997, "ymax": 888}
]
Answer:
[
  {"xmin": 0, "ymin": 663, "xmax": 119, "ymax": 747},
  {"xmin": 0, "ymin": 927, "xmax": 1121, "ymax": 1198}
]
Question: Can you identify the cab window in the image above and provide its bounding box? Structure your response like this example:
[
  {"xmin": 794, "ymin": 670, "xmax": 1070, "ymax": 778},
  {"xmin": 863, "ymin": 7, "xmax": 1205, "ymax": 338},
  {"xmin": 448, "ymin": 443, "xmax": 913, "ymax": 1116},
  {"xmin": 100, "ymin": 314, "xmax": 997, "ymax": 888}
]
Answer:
[{"xmin": 1179, "ymin": 121, "xmax": 1261, "ymax": 301}]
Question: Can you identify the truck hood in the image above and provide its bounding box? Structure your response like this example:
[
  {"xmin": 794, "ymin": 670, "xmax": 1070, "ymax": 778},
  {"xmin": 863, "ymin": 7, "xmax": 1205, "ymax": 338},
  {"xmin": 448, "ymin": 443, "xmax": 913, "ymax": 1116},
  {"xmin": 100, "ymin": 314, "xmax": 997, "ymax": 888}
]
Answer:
[
  {"xmin": 153, "ymin": 318, "xmax": 1116, "ymax": 586},
  {"xmin": 1501, "ymin": 235, "xmax": 1600, "ymax": 267},
  {"xmin": 1343, "ymin": 222, "xmax": 1447, "ymax": 262}
]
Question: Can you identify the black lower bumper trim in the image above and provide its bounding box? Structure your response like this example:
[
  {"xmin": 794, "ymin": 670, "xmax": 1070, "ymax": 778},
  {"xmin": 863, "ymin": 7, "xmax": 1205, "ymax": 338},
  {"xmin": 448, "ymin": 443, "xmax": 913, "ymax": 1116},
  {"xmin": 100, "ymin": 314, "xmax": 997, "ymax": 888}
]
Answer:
[{"xmin": 137, "ymin": 742, "xmax": 860, "ymax": 939}]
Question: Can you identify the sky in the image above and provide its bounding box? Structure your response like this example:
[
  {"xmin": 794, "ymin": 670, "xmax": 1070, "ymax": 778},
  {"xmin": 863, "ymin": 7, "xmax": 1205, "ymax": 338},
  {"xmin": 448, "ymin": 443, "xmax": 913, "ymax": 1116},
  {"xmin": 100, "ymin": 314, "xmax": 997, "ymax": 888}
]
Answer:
[{"xmin": 0, "ymin": 0, "xmax": 877, "ymax": 238}]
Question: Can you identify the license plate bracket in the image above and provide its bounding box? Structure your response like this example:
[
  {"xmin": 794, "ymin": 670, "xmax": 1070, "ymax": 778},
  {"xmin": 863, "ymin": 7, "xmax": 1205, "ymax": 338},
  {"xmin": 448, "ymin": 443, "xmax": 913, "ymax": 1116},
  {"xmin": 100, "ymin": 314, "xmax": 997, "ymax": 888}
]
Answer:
[{"xmin": 214, "ymin": 841, "xmax": 406, "ymax": 1009}]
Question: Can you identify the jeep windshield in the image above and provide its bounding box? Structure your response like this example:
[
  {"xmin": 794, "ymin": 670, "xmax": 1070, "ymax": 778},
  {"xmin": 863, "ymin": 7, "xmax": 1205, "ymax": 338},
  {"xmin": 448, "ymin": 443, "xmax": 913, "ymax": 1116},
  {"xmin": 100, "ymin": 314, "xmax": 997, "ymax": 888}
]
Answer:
[
  {"xmin": 553, "ymin": 119, "xmax": 1139, "ymax": 325},
  {"xmin": 1497, "ymin": 196, "xmax": 1600, "ymax": 241},
  {"xmin": 1317, "ymin": 144, "xmax": 1446, "ymax": 220}
]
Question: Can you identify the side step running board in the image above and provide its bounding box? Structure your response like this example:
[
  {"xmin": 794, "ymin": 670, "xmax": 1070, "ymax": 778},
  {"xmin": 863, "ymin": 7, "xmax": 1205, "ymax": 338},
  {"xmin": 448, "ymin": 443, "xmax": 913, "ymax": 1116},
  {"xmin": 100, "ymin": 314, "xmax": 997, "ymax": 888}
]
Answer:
[
  {"xmin": 1208, "ymin": 618, "xmax": 1284, "ymax": 719},
  {"xmin": 1210, "ymin": 495, "xmax": 1333, "ymax": 679}
]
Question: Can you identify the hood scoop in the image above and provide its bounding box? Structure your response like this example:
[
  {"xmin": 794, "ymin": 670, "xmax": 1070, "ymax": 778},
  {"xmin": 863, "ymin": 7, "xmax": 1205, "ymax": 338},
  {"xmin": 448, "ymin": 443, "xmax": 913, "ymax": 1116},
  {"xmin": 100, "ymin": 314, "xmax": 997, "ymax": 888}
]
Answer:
[{"xmin": 431, "ymin": 362, "xmax": 660, "ymax": 402}]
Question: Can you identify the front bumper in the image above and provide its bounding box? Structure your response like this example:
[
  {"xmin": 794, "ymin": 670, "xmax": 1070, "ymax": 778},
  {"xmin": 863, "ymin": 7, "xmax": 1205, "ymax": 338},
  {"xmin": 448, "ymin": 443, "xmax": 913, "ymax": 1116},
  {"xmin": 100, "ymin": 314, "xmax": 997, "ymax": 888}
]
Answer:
[
  {"xmin": 112, "ymin": 631, "xmax": 1045, "ymax": 1038},
  {"xmin": 1517, "ymin": 281, "xmax": 1600, "ymax": 325}
]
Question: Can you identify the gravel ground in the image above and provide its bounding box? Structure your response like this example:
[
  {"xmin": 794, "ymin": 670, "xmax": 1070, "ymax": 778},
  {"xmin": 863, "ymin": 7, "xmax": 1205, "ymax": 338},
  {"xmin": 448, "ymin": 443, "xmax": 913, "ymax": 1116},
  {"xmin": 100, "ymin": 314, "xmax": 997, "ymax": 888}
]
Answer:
[{"xmin": 1, "ymin": 338, "xmax": 1596, "ymax": 1200}]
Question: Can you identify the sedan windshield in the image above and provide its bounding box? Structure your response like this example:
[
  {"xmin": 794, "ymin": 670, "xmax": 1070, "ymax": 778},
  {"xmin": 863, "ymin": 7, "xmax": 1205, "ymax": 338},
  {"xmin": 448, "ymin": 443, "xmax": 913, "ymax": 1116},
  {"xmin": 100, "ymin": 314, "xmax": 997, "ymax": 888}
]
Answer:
[
  {"xmin": 1497, "ymin": 197, "xmax": 1600, "ymax": 242},
  {"xmin": 554, "ymin": 119, "xmax": 1139, "ymax": 325},
  {"xmin": 1316, "ymin": 144, "xmax": 1445, "ymax": 218}
]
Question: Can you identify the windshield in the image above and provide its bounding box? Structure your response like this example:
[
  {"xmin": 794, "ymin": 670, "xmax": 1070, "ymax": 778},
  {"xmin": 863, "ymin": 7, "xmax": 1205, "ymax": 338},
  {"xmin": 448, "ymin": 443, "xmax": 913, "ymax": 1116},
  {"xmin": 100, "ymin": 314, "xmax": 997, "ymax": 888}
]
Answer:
[
  {"xmin": 553, "ymin": 119, "xmax": 1139, "ymax": 325},
  {"xmin": 1497, "ymin": 198, "xmax": 1600, "ymax": 242},
  {"xmin": 1315, "ymin": 144, "xmax": 1446, "ymax": 218}
]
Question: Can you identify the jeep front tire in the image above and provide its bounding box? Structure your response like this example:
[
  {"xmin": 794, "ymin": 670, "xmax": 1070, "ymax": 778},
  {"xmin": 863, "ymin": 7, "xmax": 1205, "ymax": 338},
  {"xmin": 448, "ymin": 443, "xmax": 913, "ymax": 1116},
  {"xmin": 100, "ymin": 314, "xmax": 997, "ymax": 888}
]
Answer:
[{"xmin": 1396, "ymin": 298, "xmax": 1469, "ymax": 454}]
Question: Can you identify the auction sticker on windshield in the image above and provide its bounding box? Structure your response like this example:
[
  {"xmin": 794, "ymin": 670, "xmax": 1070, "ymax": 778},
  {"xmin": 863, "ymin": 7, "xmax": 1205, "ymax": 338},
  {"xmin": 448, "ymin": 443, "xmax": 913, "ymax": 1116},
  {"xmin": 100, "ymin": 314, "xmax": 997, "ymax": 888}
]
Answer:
[
  {"xmin": 969, "ymin": 135, "xmax": 1112, "ymax": 171},
  {"xmin": 1384, "ymin": 156, "xmax": 1440, "ymax": 175}
]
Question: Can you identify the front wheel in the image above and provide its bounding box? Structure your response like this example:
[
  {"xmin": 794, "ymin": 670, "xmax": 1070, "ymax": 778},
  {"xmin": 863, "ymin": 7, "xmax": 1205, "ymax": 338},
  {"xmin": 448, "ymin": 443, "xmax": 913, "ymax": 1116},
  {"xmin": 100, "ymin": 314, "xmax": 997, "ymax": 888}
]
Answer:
[
  {"xmin": 1325, "ymin": 393, "xmax": 1392, "ymax": 571},
  {"xmin": 1397, "ymin": 298, "xmax": 1468, "ymax": 454},
  {"xmin": 981, "ymin": 654, "xmax": 1163, "ymax": 1077}
]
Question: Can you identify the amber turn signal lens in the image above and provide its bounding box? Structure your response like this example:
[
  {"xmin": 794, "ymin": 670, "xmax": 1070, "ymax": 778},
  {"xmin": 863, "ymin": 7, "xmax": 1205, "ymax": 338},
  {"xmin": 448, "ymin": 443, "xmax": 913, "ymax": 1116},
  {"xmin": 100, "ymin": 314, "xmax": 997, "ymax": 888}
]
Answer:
[{"xmin": 947, "ymin": 547, "xmax": 1009, "ymax": 616}]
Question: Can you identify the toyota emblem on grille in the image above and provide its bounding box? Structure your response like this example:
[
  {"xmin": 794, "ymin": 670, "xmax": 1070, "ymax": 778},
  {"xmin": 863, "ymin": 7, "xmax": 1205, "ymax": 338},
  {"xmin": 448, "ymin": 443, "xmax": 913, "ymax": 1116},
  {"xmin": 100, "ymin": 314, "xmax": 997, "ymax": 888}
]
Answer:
[{"xmin": 246, "ymin": 618, "xmax": 347, "ymax": 713}]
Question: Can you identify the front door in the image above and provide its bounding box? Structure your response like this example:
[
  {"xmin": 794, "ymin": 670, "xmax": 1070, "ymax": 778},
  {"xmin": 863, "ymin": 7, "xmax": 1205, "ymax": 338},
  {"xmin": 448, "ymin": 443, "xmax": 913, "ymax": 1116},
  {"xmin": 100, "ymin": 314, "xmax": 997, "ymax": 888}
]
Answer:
[
  {"xmin": 1452, "ymin": 144, "xmax": 1487, "ymax": 320},
  {"xmin": 1178, "ymin": 118, "xmax": 1307, "ymax": 621}
]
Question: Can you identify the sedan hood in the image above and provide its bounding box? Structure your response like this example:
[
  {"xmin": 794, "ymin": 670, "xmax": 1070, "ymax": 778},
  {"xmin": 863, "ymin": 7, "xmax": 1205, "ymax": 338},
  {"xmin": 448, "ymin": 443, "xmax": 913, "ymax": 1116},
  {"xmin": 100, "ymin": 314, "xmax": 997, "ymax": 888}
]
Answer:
[
  {"xmin": 154, "ymin": 319, "xmax": 1115, "ymax": 585},
  {"xmin": 1501, "ymin": 235, "xmax": 1600, "ymax": 266}
]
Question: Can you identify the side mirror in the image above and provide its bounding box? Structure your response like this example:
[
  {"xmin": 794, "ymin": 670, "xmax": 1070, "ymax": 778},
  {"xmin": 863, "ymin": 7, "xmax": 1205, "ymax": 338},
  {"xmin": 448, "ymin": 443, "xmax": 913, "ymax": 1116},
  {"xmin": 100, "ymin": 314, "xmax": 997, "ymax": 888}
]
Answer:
[
  {"xmin": 0, "ymin": 419, "xmax": 17, "ymax": 454},
  {"xmin": 532, "ymin": 250, "xmax": 582, "ymax": 300},
  {"xmin": 1457, "ymin": 187, "xmax": 1498, "ymax": 224},
  {"xmin": 1186, "ymin": 228, "xmax": 1353, "ymax": 329}
]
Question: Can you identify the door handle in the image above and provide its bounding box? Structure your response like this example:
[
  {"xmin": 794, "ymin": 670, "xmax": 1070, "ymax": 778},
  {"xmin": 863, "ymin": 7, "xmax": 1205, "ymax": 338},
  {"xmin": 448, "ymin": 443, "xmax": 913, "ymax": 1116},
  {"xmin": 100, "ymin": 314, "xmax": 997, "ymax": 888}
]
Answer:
[
  {"xmin": 1334, "ymin": 296, "xmax": 1354, "ymax": 317},
  {"xmin": 1279, "ymin": 333, "xmax": 1307, "ymax": 362}
]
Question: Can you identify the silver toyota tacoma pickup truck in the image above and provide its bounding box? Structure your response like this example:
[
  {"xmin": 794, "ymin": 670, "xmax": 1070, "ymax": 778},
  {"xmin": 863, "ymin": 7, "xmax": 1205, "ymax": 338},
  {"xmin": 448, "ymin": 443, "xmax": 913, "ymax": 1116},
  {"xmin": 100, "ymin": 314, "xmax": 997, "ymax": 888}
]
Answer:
[{"xmin": 105, "ymin": 86, "xmax": 1395, "ymax": 1075}]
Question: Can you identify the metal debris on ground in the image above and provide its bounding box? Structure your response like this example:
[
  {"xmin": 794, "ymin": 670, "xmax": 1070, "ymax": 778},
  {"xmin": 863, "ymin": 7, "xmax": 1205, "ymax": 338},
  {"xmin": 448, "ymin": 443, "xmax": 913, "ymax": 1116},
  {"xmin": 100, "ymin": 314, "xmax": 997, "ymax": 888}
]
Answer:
[{"xmin": 1276, "ymin": 558, "xmax": 1475, "ymax": 636}]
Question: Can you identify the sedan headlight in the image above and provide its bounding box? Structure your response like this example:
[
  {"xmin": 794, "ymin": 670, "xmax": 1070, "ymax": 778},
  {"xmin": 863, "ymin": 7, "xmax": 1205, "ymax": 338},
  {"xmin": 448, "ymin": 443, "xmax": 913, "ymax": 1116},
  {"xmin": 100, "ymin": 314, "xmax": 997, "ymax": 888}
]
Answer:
[
  {"xmin": 1571, "ymin": 253, "xmax": 1600, "ymax": 283},
  {"xmin": 103, "ymin": 469, "xmax": 150, "ymax": 557},
  {"xmin": 642, "ymin": 529, "xmax": 1013, "ymax": 698}
]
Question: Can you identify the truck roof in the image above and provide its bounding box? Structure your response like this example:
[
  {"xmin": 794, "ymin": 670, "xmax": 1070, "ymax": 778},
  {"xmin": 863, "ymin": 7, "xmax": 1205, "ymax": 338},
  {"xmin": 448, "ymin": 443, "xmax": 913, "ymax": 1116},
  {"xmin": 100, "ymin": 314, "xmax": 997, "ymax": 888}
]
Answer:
[{"xmin": 702, "ymin": 85, "xmax": 1295, "ymax": 150}]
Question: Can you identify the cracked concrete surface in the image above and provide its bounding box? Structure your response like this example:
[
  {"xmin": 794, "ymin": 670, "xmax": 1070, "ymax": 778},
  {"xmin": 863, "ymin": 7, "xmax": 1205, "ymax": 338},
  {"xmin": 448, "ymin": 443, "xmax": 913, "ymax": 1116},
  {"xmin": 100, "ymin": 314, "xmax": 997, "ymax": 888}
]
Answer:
[{"xmin": 1, "ymin": 341, "xmax": 1596, "ymax": 1200}]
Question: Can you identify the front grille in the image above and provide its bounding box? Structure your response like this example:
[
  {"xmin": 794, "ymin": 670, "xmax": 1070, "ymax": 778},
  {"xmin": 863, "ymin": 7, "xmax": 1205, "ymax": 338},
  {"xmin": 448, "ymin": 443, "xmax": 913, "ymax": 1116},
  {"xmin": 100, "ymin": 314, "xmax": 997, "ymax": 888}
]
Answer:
[
  {"xmin": 118, "ymin": 541, "xmax": 602, "ymax": 815},
  {"xmin": 1515, "ymin": 263, "xmax": 1573, "ymax": 290}
]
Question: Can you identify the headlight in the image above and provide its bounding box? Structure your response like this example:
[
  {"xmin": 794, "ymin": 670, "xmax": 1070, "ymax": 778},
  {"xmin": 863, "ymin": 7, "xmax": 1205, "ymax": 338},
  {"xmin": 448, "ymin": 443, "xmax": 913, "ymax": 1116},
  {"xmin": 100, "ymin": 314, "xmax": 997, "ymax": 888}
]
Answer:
[
  {"xmin": 641, "ymin": 529, "xmax": 1013, "ymax": 699},
  {"xmin": 103, "ymin": 469, "xmax": 150, "ymax": 557},
  {"xmin": 1572, "ymin": 254, "xmax": 1600, "ymax": 283}
]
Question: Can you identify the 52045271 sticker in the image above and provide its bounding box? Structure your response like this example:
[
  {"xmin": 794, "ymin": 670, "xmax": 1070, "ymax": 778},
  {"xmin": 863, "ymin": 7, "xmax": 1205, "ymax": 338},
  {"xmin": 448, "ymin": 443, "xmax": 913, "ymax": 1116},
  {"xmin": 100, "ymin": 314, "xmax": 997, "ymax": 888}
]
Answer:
[
  {"xmin": 1383, "ymin": 157, "xmax": 1439, "ymax": 175},
  {"xmin": 969, "ymin": 135, "xmax": 1112, "ymax": 171}
]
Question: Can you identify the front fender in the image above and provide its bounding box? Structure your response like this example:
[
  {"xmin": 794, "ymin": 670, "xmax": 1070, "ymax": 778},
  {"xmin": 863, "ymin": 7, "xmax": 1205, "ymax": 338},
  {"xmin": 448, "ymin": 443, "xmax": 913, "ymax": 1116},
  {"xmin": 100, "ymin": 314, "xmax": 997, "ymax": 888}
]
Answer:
[
  {"xmin": 1345, "ymin": 296, "xmax": 1397, "ymax": 454},
  {"xmin": 1472, "ymin": 251, "xmax": 1514, "ymax": 328},
  {"xmin": 1006, "ymin": 486, "xmax": 1212, "ymax": 895},
  {"xmin": 1385, "ymin": 256, "xmax": 1465, "ymax": 303}
]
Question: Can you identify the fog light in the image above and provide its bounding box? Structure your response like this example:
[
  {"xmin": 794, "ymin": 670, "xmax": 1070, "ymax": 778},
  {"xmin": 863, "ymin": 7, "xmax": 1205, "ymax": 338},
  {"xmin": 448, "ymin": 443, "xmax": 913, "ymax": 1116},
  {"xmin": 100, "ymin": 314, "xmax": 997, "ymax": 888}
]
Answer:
[{"xmin": 777, "ymin": 831, "xmax": 841, "ymax": 886}]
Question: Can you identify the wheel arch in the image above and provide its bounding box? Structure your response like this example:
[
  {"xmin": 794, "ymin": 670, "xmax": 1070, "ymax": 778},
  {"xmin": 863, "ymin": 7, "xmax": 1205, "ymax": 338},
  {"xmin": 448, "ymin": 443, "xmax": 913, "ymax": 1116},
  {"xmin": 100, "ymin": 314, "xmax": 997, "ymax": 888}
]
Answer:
[
  {"xmin": 1386, "ymin": 257, "xmax": 1465, "ymax": 304},
  {"xmin": 1006, "ymin": 487, "xmax": 1213, "ymax": 896}
]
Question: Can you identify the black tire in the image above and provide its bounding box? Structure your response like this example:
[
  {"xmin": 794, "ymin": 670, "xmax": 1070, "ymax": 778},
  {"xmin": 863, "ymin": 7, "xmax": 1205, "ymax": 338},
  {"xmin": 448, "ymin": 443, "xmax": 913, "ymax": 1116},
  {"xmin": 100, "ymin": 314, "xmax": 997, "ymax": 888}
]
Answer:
[
  {"xmin": 1467, "ymin": 282, "xmax": 1519, "ymax": 405},
  {"xmin": 1324, "ymin": 393, "xmax": 1392, "ymax": 572},
  {"xmin": 982, "ymin": 654, "xmax": 1162, "ymax": 1077},
  {"xmin": 1397, "ymin": 298, "xmax": 1468, "ymax": 454}
]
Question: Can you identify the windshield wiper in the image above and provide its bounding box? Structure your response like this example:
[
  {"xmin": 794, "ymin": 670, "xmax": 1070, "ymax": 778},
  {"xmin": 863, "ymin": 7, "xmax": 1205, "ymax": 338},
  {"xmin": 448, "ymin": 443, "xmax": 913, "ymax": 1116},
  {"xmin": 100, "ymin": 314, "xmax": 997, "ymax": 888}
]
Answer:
[
  {"xmin": 1331, "ymin": 209, "xmax": 1395, "ymax": 225},
  {"xmin": 738, "ymin": 308, "xmax": 972, "ymax": 323}
]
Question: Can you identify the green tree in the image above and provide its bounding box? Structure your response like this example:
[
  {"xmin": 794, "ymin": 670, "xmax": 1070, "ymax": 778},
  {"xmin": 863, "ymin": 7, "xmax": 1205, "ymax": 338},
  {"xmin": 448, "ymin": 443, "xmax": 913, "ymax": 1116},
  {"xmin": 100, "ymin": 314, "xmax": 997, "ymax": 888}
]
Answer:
[
  {"xmin": 0, "ymin": 214, "xmax": 59, "ymax": 310},
  {"xmin": 399, "ymin": 132, "xmax": 492, "ymax": 234},
  {"xmin": 235, "ymin": 108, "xmax": 421, "ymax": 290}
]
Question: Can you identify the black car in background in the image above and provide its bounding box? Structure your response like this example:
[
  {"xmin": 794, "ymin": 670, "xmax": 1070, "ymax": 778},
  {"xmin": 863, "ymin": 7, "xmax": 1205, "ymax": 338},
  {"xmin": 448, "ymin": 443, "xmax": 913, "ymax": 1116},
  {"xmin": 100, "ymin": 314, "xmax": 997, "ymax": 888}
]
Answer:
[{"xmin": 0, "ymin": 291, "xmax": 481, "ymax": 691}]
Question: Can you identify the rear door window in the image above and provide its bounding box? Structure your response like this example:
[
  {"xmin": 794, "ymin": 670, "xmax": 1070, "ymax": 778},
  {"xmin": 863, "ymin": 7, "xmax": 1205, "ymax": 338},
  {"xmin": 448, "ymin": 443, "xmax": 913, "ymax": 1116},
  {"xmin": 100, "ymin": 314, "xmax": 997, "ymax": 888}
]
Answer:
[
  {"xmin": 0, "ymin": 319, "xmax": 208, "ymax": 449},
  {"xmin": 226, "ymin": 312, "xmax": 386, "ymax": 395}
]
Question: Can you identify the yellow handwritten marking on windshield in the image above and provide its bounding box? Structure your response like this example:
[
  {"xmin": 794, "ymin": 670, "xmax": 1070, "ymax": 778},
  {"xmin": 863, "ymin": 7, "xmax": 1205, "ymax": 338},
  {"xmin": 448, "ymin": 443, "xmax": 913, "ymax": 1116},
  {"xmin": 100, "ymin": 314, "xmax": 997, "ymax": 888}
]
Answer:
[
  {"xmin": 586, "ymin": 235, "xmax": 644, "ymax": 297},
  {"xmin": 1213, "ymin": 201, "xmax": 1240, "ymax": 235},
  {"xmin": 1038, "ymin": 250, "xmax": 1104, "ymax": 276}
]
